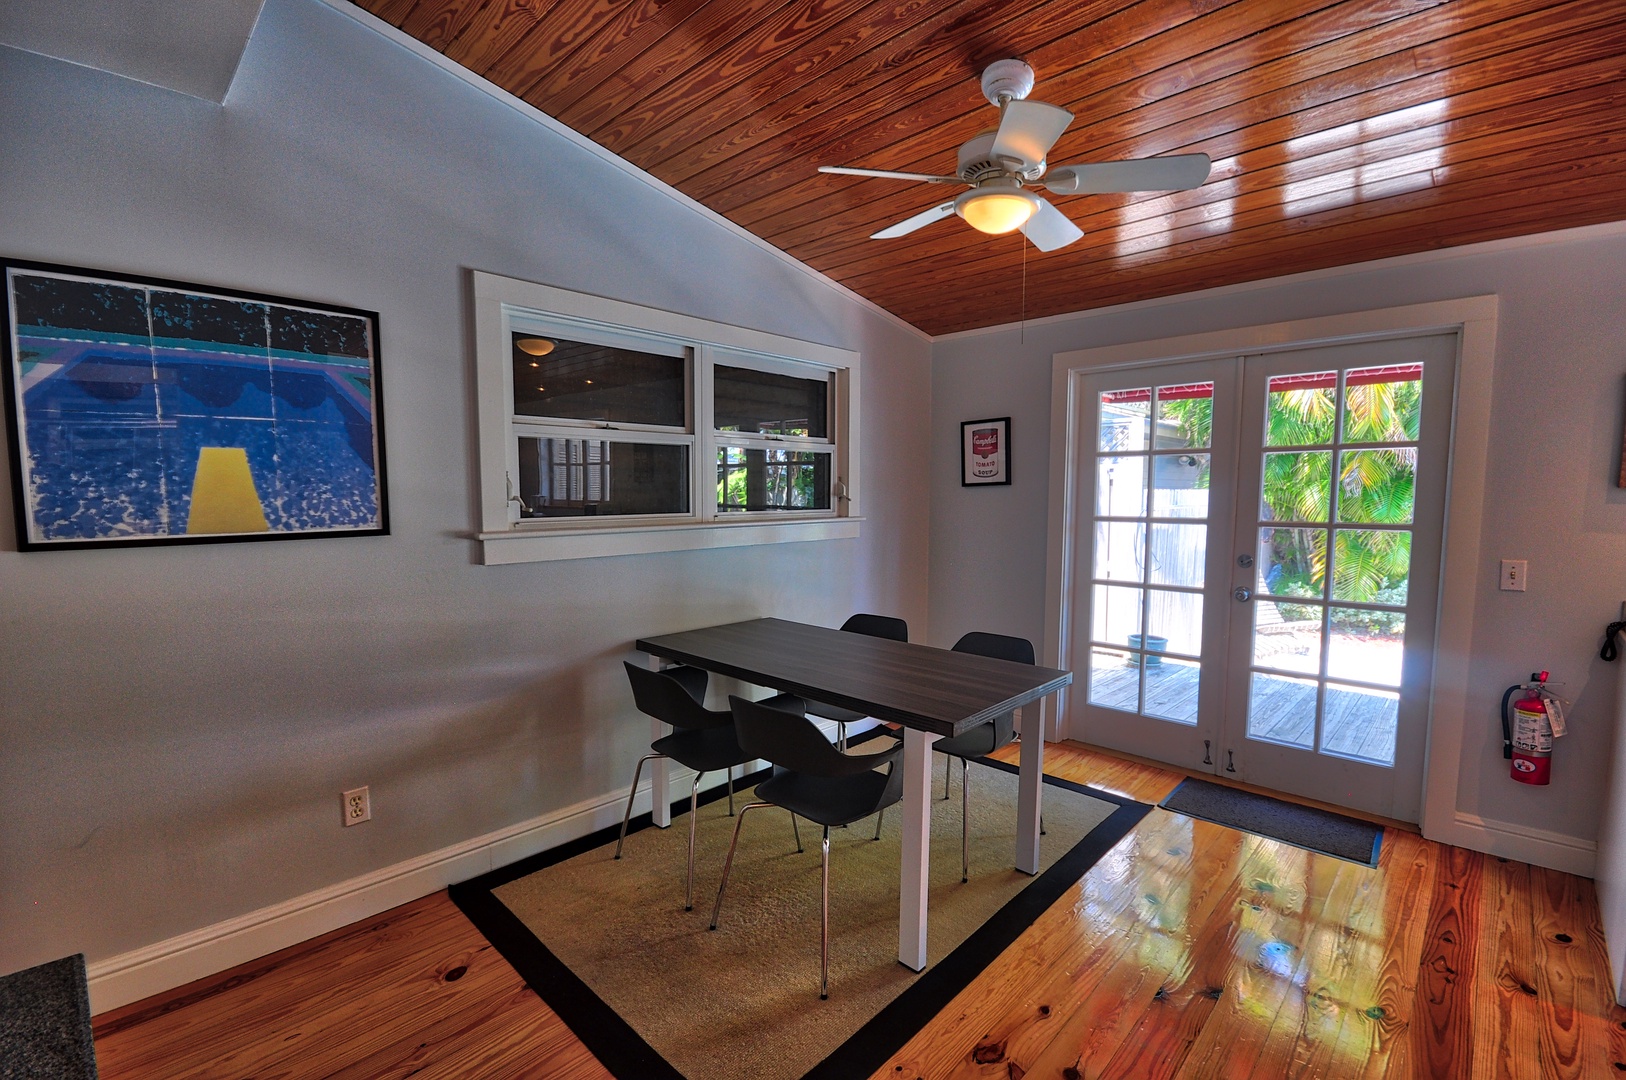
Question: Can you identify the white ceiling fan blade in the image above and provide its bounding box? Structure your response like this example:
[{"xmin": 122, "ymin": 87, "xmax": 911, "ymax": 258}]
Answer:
[
  {"xmin": 820, "ymin": 165, "xmax": 961, "ymax": 184},
  {"xmin": 990, "ymin": 100, "xmax": 1074, "ymax": 169},
  {"xmin": 871, "ymin": 201, "xmax": 957, "ymax": 239},
  {"xmin": 1043, "ymin": 153, "xmax": 1211, "ymax": 194},
  {"xmin": 1020, "ymin": 197, "xmax": 1084, "ymax": 252}
]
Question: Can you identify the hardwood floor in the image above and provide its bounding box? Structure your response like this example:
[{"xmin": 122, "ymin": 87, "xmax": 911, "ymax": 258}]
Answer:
[{"xmin": 92, "ymin": 743, "xmax": 1626, "ymax": 1078}]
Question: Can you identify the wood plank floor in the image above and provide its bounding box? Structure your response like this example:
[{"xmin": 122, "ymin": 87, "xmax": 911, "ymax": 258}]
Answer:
[{"xmin": 92, "ymin": 742, "xmax": 1626, "ymax": 1078}]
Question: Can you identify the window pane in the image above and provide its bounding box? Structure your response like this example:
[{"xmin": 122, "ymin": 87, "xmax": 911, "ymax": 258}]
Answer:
[
  {"xmin": 1322, "ymin": 683, "xmax": 1398, "ymax": 764},
  {"xmin": 1145, "ymin": 588, "xmax": 1202, "ymax": 656},
  {"xmin": 1148, "ymin": 523, "xmax": 1205, "ymax": 587},
  {"xmin": 714, "ymin": 365, "xmax": 828, "ymax": 439},
  {"xmin": 715, "ymin": 446, "xmax": 830, "ymax": 512},
  {"xmin": 515, "ymin": 438, "xmax": 688, "ymax": 517},
  {"xmin": 1258, "ymin": 527, "xmax": 1327, "ymax": 600},
  {"xmin": 1337, "ymin": 449, "xmax": 1415, "ymax": 524},
  {"xmin": 1247, "ymin": 672, "xmax": 1316, "ymax": 748},
  {"xmin": 511, "ymin": 334, "xmax": 685, "ymax": 427},
  {"xmin": 1265, "ymin": 372, "xmax": 1335, "ymax": 446},
  {"xmin": 1100, "ymin": 389, "xmax": 1150, "ymax": 451},
  {"xmin": 1093, "ymin": 520, "xmax": 1144, "ymax": 582},
  {"xmin": 1091, "ymin": 584, "xmax": 1143, "ymax": 646},
  {"xmin": 1332, "ymin": 529, "xmax": 1410, "ymax": 604},
  {"xmin": 1153, "ymin": 453, "xmax": 1210, "ymax": 518},
  {"xmin": 1097, "ymin": 455, "xmax": 1147, "ymax": 517},
  {"xmin": 1343, "ymin": 364, "xmax": 1422, "ymax": 442},
  {"xmin": 1327, "ymin": 608, "xmax": 1405, "ymax": 687},
  {"xmin": 1253, "ymin": 600, "xmax": 1322, "ymax": 675},
  {"xmin": 1154, "ymin": 382, "xmax": 1213, "ymax": 449},
  {"xmin": 1142, "ymin": 655, "xmax": 1200, "ymax": 725},
  {"xmin": 1261, "ymin": 451, "xmax": 1331, "ymax": 522},
  {"xmin": 1088, "ymin": 648, "xmax": 1139, "ymax": 712}
]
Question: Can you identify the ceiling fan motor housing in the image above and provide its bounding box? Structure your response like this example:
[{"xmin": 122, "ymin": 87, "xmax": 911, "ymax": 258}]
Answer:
[
  {"xmin": 980, "ymin": 59, "xmax": 1035, "ymax": 106},
  {"xmin": 957, "ymin": 131, "xmax": 1009, "ymax": 183}
]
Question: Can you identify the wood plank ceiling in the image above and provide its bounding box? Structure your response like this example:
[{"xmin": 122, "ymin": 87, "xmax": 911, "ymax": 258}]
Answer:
[{"xmin": 358, "ymin": 0, "xmax": 1626, "ymax": 337}]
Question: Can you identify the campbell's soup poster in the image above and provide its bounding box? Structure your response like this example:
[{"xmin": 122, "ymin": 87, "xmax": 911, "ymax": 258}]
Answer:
[{"xmin": 964, "ymin": 420, "xmax": 1008, "ymax": 484}]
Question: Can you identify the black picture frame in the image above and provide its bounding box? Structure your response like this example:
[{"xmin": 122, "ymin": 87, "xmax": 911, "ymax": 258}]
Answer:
[
  {"xmin": 961, "ymin": 416, "xmax": 1011, "ymax": 487},
  {"xmin": 2, "ymin": 258, "xmax": 389, "ymax": 550}
]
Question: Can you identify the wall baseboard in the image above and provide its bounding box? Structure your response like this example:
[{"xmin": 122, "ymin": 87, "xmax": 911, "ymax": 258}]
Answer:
[
  {"xmin": 1425, "ymin": 811, "xmax": 1597, "ymax": 877},
  {"xmin": 85, "ymin": 718, "xmax": 866, "ymax": 1015}
]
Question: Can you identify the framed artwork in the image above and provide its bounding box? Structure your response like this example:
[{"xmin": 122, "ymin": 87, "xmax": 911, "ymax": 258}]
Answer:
[
  {"xmin": 2, "ymin": 259, "xmax": 388, "ymax": 550},
  {"xmin": 961, "ymin": 416, "xmax": 1011, "ymax": 487}
]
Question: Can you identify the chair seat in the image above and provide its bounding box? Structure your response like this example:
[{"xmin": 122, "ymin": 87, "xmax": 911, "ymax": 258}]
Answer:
[
  {"xmin": 652, "ymin": 726, "xmax": 753, "ymax": 774},
  {"xmin": 934, "ymin": 719, "xmax": 1009, "ymax": 760},
  {"xmin": 755, "ymin": 768, "xmax": 901, "ymax": 828},
  {"xmin": 806, "ymin": 701, "xmax": 868, "ymax": 724}
]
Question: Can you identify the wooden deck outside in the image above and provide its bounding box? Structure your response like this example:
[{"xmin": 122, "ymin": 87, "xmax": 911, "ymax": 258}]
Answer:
[{"xmin": 92, "ymin": 742, "xmax": 1626, "ymax": 1079}]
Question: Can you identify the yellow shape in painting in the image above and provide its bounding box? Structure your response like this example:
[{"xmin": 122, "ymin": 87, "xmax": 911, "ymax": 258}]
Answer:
[{"xmin": 186, "ymin": 447, "xmax": 270, "ymax": 534}]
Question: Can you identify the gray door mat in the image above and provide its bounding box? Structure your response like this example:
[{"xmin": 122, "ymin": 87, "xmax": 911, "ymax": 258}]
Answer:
[
  {"xmin": 0, "ymin": 953, "xmax": 98, "ymax": 1078},
  {"xmin": 1159, "ymin": 777, "xmax": 1383, "ymax": 866}
]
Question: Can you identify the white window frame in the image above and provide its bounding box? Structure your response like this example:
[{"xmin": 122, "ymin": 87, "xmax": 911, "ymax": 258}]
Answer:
[{"xmin": 473, "ymin": 271, "xmax": 861, "ymax": 564}]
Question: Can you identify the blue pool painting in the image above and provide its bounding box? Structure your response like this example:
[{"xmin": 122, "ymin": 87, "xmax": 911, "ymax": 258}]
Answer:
[{"xmin": 3, "ymin": 266, "xmax": 387, "ymax": 548}]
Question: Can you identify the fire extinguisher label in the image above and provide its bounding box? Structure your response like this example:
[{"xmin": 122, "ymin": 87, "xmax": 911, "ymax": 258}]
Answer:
[{"xmin": 1511, "ymin": 705, "xmax": 1553, "ymax": 753}]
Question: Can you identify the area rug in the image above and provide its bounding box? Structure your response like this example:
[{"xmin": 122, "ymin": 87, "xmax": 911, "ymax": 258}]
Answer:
[
  {"xmin": 452, "ymin": 757, "xmax": 1148, "ymax": 1080},
  {"xmin": 1160, "ymin": 777, "xmax": 1383, "ymax": 866}
]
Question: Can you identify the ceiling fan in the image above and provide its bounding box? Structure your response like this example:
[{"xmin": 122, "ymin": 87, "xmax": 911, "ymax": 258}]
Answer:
[{"xmin": 819, "ymin": 59, "xmax": 1211, "ymax": 252}]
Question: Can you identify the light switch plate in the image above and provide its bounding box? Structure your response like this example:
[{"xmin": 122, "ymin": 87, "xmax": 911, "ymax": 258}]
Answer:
[{"xmin": 1500, "ymin": 559, "xmax": 1527, "ymax": 592}]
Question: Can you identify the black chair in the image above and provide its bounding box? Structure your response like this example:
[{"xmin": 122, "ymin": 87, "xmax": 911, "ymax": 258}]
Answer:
[
  {"xmin": 618, "ymin": 662, "xmax": 766, "ymax": 911},
  {"xmin": 932, "ymin": 632, "xmax": 1037, "ymax": 883},
  {"xmin": 710, "ymin": 694, "xmax": 904, "ymax": 999},
  {"xmin": 807, "ymin": 613, "xmax": 909, "ymax": 748}
]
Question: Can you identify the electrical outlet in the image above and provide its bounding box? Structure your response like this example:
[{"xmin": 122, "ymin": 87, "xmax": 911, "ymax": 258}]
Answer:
[
  {"xmin": 343, "ymin": 786, "xmax": 370, "ymax": 826},
  {"xmin": 1500, "ymin": 559, "xmax": 1527, "ymax": 592}
]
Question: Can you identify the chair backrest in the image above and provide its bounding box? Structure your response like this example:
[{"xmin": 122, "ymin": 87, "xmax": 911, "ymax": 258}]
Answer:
[
  {"xmin": 951, "ymin": 631, "xmax": 1035, "ymax": 666},
  {"xmin": 730, "ymin": 695, "xmax": 897, "ymax": 778},
  {"xmin": 623, "ymin": 662, "xmax": 729, "ymax": 731},
  {"xmin": 840, "ymin": 613, "xmax": 909, "ymax": 642}
]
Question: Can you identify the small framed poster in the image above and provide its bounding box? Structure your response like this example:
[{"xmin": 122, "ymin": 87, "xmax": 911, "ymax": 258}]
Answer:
[
  {"xmin": 2, "ymin": 259, "xmax": 389, "ymax": 550},
  {"xmin": 961, "ymin": 416, "xmax": 1010, "ymax": 486}
]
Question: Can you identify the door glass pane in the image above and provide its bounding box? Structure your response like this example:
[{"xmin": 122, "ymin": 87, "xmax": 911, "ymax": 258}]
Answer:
[
  {"xmin": 1331, "ymin": 529, "xmax": 1410, "ymax": 604},
  {"xmin": 1343, "ymin": 364, "xmax": 1422, "ymax": 442},
  {"xmin": 512, "ymin": 335, "xmax": 685, "ymax": 427},
  {"xmin": 715, "ymin": 446, "xmax": 830, "ymax": 512},
  {"xmin": 1337, "ymin": 449, "xmax": 1415, "ymax": 524},
  {"xmin": 1088, "ymin": 648, "xmax": 1139, "ymax": 711},
  {"xmin": 1247, "ymin": 672, "xmax": 1317, "ymax": 748},
  {"xmin": 1153, "ymin": 453, "xmax": 1210, "ymax": 518},
  {"xmin": 1265, "ymin": 372, "xmax": 1336, "ymax": 446},
  {"xmin": 1146, "ymin": 589, "xmax": 1203, "ymax": 656},
  {"xmin": 1327, "ymin": 608, "xmax": 1405, "ymax": 686},
  {"xmin": 1143, "ymin": 655, "xmax": 1201, "ymax": 724},
  {"xmin": 1100, "ymin": 389, "xmax": 1150, "ymax": 451},
  {"xmin": 1154, "ymin": 382, "xmax": 1213, "ymax": 449},
  {"xmin": 1148, "ymin": 523, "xmax": 1206, "ymax": 587},
  {"xmin": 1097, "ymin": 456, "xmax": 1148, "ymax": 516},
  {"xmin": 1092, "ymin": 584, "xmax": 1143, "ymax": 646},
  {"xmin": 713, "ymin": 365, "xmax": 828, "ymax": 438},
  {"xmin": 514, "ymin": 438, "xmax": 688, "ymax": 517},
  {"xmin": 1252, "ymin": 601, "xmax": 1322, "ymax": 674},
  {"xmin": 1258, "ymin": 526, "xmax": 1327, "ymax": 601},
  {"xmin": 1094, "ymin": 521, "xmax": 1144, "ymax": 582},
  {"xmin": 1261, "ymin": 451, "xmax": 1331, "ymax": 522},
  {"xmin": 1322, "ymin": 683, "xmax": 1398, "ymax": 764}
]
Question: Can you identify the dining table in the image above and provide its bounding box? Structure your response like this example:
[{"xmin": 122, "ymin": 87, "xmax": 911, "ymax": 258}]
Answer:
[{"xmin": 634, "ymin": 617, "xmax": 1072, "ymax": 971}]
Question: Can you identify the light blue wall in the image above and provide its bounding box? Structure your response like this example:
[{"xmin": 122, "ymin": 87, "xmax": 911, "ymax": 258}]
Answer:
[{"xmin": 0, "ymin": 0, "xmax": 931, "ymax": 974}]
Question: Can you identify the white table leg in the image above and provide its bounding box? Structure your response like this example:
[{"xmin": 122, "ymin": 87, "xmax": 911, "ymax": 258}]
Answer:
[
  {"xmin": 899, "ymin": 726, "xmax": 939, "ymax": 971},
  {"xmin": 1015, "ymin": 705, "xmax": 1043, "ymax": 874}
]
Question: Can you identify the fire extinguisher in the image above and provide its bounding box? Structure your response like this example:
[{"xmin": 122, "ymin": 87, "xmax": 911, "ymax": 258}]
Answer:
[{"xmin": 1500, "ymin": 671, "xmax": 1567, "ymax": 785}]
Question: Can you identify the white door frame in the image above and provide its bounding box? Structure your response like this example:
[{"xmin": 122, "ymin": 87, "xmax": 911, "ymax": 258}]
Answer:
[{"xmin": 1042, "ymin": 297, "xmax": 1499, "ymax": 844}]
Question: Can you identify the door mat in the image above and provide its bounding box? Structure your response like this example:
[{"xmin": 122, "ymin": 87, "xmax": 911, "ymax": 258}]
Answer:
[
  {"xmin": 1159, "ymin": 777, "xmax": 1382, "ymax": 866},
  {"xmin": 452, "ymin": 757, "xmax": 1149, "ymax": 1080}
]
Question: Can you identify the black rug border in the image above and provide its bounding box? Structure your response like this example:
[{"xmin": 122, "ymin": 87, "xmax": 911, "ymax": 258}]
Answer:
[
  {"xmin": 1158, "ymin": 776, "xmax": 1383, "ymax": 868},
  {"xmin": 451, "ymin": 753, "xmax": 1150, "ymax": 1080}
]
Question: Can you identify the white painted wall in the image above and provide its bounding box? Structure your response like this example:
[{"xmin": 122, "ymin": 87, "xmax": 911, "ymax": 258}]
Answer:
[
  {"xmin": 929, "ymin": 223, "xmax": 1626, "ymax": 868},
  {"xmin": 0, "ymin": 0, "xmax": 931, "ymax": 979}
]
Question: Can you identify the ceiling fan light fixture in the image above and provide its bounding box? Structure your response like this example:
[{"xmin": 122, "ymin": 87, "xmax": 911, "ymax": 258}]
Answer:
[
  {"xmin": 515, "ymin": 337, "xmax": 555, "ymax": 357},
  {"xmin": 956, "ymin": 188, "xmax": 1040, "ymax": 235}
]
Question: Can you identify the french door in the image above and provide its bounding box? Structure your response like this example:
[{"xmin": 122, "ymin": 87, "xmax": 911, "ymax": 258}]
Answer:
[{"xmin": 1069, "ymin": 333, "xmax": 1457, "ymax": 822}]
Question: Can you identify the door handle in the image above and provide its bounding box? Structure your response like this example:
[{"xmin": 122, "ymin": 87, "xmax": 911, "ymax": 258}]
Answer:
[{"xmin": 1233, "ymin": 586, "xmax": 1252, "ymax": 602}]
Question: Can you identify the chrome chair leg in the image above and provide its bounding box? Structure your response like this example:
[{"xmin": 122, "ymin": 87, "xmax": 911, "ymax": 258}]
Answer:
[
  {"xmin": 791, "ymin": 811, "xmax": 803, "ymax": 853},
  {"xmin": 961, "ymin": 756, "xmax": 971, "ymax": 883},
  {"xmin": 872, "ymin": 806, "xmax": 884, "ymax": 841},
  {"xmin": 685, "ymin": 771, "xmax": 704, "ymax": 911},
  {"xmin": 727, "ymin": 766, "xmax": 735, "ymax": 817},
  {"xmin": 836, "ymin": 721, "xmax": 847, "ymax": 751},
  {"xmin": 820, "ymin": 825, "xmax": 831, "ymax": 1000},
  {"xmin": 615, "ymin": 752, "xmax": 666, "ymax": 859},
  {"xmin": 943, "ymin": 754, "xmax": 951, "ymax": 800},
  {"xmin": 710, "ymin": 801, "xmax": 771, "ymax": 930}
]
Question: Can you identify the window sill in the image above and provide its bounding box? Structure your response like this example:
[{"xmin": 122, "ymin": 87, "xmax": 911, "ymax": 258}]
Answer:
[{"xmin": 477, "ymin": 516, "xmax": 862, "ymax": 565}]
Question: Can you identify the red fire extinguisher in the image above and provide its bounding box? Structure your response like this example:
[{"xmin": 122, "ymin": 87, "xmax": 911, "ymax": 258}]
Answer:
[{"xmin": 1500, "ymin": 671, "xmax": 1566, "ymax": 785}]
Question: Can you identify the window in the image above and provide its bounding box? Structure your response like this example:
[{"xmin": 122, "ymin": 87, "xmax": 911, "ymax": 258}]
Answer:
[{"xmin": 473, "ymin": 272, "xmax": 860, "ymax": 564}]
